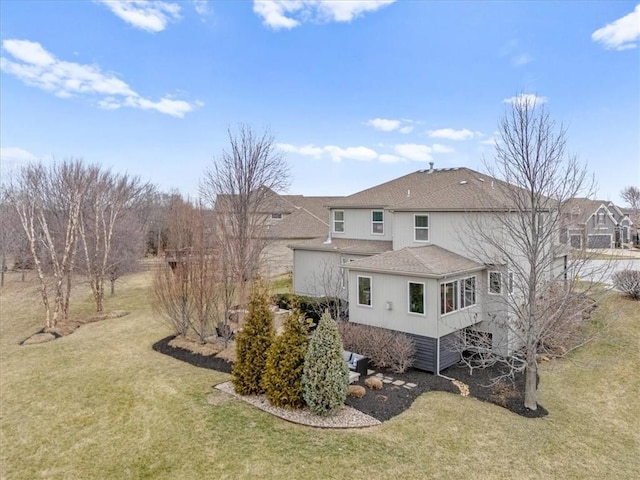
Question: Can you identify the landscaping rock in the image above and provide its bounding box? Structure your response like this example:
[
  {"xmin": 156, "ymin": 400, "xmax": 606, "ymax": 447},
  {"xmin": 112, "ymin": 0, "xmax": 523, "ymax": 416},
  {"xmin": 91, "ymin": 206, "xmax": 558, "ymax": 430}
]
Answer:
[
  {"xmin": 348, "ymin": 385, "xmax": 366, "ymax": 398},
  {"xmin": 365, "ymin": 377, "xmax": 383, "ymax": 390}
]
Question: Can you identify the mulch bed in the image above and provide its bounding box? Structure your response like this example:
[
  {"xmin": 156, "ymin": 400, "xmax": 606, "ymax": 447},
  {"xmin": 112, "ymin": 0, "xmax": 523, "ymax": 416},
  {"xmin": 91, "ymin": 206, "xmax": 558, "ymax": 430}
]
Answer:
[{"xmin": 153, "ymin": 335, "xmax": 547, "ymax": 421}]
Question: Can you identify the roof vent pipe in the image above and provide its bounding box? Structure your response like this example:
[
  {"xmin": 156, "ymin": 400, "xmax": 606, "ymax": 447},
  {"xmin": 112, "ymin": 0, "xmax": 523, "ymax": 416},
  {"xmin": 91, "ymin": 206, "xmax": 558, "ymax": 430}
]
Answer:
[{"xmin": 429, "ymin": 161, "xmax": 434, "ymax": 173}]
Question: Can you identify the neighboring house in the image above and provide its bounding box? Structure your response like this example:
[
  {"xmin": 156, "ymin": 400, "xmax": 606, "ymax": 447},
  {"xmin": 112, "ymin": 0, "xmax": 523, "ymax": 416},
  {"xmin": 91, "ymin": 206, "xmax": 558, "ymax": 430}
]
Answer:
[
  {"xmin": 561, "ymin": 198, "xmax": 633, "ymax": 249},
  {"xmin": 290, "ymin": 167, "xmax": 567, "ymax": 373},
  {"xmin": 215, "ymin": 187, "xmax": 343, "ymax": 277}
]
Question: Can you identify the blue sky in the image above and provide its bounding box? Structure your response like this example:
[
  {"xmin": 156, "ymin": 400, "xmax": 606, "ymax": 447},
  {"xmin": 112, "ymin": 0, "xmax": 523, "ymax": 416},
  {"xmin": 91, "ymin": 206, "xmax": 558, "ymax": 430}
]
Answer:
[{"xmin": 1, "ymin": 1, "xmax": 638, "ymax": 204}]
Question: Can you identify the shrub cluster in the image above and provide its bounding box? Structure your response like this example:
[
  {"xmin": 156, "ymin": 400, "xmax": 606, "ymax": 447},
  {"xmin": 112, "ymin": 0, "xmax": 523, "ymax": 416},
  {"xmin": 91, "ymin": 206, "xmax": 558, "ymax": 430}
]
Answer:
[
  {"xmin": 272, "ymin": 293, "xmax": 341, "ymax": 322},
  {"xmin": 338, "ymin": 322, "xmax": 415, "ymax": 373},
  {"xmin": 302, "ymin": 311, "xmax": 349, "ymax": 416},
  {"xmin": 612, "ymin": 270, "xmax": 640, "ymax": 300},
  {"xmin": 232, "ymin": 286, "xmax": 274, "ymax": 395},
  {"xmin": 262, "ymin": 310, "xmax": 309, "ymax": 409}
]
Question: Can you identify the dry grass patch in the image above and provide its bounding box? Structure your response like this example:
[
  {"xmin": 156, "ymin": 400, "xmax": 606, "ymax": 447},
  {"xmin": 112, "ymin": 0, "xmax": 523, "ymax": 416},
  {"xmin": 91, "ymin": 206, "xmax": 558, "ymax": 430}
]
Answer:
[{"xmin": 1, "ymin": 271, "xmax": 639, "ymax": 479}]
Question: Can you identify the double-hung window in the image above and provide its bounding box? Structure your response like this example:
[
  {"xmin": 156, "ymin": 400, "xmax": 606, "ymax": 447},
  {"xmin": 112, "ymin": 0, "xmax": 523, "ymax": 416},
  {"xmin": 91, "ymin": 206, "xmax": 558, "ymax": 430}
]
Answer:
[
  {"xmin": 357, "ymin": 276, "xmax": 372, "ymax": 307},
  {"xmin": 441, "ymin": 281, "xmax": 458, "ymax": 314},
  {"xmin": 333, "ymin": 210, "xmax": 345, "ymax": 233},
  {"xmin": 372, "ymin": 210, "xmax": 384, "ymax": 235},
  {"xmin": 408, "ymin": 282, "xmax": 425, "ymax": 314},
  {"xmin": 461, "ymin": 277, "xmax": 476, "ymax": 308},
  {"xmin": 488, "ymin": 271, "xmax": 502, "ymax": 295},
  {"xmin": 414, "ymin": 214, "xmax": 429, "ymax": 242}
]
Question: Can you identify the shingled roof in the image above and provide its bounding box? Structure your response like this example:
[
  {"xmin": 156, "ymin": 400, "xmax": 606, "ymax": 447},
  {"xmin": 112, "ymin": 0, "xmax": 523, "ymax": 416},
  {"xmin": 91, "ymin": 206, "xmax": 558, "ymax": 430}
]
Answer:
[
  {"xmin": 327, "ymin": 167, "xmax": 538, "ymax": 211},
  {"xmin": 288, "ymin": 237, "xmax": 393, "ymax": 255},
  {"xmin": 342, "ymin": 245, "xmax": 484, "ymax": 278},
  {"xmin": 563, "ymin": 198, "xmax": 620, "ymax": 226}
]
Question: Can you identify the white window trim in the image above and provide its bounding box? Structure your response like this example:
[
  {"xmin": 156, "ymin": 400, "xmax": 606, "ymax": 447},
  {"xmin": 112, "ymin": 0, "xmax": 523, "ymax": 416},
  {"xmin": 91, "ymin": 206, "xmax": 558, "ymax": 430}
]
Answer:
[
  {"xmin": 408, "ymin": 281, "xmax": 425, "ymax": 315},
  {"xmin": 414, "ymin": 213, "xmax": 430, "ymax": 243},
  {"xmin": 440, "ymin": 280, "xmax": 458, "ymax": 316},
  {"xmin": 371, "ymin": 210, "xmax": 384, "ymax": 236},
  {"xmin": 460, "ymin": 276, "xmax": 477, "ymax": 309},
  {"xmin": 357, "ymin": 275, "xmax": 372, "ymax": 307},
  {"xmin": 441, "ymin": 276, "xmax": 477, "ymax": 316},
  {"xmin": 488, "ymin": 271, "xmax": 502, "ymax": 295},
  {"xmin": 332, "ymin": 210, "xmax": 345, "ymax": 234}
]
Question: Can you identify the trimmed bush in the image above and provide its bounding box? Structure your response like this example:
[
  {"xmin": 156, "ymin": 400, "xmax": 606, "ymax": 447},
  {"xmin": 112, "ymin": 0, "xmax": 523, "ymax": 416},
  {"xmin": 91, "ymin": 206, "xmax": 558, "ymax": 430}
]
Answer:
[
  {"xmin": 272, "ymin": 293, "xmax": 342, "ymax": 323},
  {"xmin": 232, "ymin": 286, "xmax": 274, "ymax": 395},
  {"xmin": 338, "ymin": 322, "xmax": 415, "ymax": 373},
  {"xmin": 302, "ymin": 311, "xmax": 349, "ymax": 417},
  {"xmin": 613, "ymin": 270, "xmax": 640, "ymax": 300},
  {"xmin": 262, "ymin": 310, "xmax": 309, "ymax": 409}
]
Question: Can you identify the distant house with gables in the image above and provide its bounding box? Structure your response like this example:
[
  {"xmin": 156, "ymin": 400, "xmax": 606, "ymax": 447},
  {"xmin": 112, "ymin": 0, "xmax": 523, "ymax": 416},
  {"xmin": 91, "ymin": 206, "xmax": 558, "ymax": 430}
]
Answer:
[{"xmin": 561, "ymin": 198, "xmax": 633, "ymax": 249}]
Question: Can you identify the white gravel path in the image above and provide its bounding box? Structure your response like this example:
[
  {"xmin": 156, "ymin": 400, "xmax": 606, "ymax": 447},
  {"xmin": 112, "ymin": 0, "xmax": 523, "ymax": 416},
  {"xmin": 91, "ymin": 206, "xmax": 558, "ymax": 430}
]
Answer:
[{"xmin": 215, "ymin": 381, "xmax": 381, "ymax": 429}]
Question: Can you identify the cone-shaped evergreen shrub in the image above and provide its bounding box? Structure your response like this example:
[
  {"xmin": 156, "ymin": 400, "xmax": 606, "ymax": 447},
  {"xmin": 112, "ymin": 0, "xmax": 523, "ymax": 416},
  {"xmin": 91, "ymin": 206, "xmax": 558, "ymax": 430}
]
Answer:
[
  {"xmin": 232, "ymin": 285, "xmax": 274, "ymax": 395},
  {"xmin": 302, "ymin": 310, "xmax": 349, "ymax": 416},
  {"xmin": 262, "ymin": 310, "xmax": 309, "ymax": 409}
]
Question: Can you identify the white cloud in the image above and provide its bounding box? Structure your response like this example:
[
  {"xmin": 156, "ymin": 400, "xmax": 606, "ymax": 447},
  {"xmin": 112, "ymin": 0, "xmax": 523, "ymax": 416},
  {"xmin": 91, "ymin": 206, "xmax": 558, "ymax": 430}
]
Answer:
[
  {"xmin": 512, "ymin": 53, "xmax": 532, "ymax": 67},
  {"xmin": 278, "ymin": 143, "xmax": 378, "ymax": 162},
  {"xmin": 366, "ymin": 117, "xmax": 414, "ymax": 133},
  {"xmin": 98, "ymin": 0, "xmax": 181, "ymax": 33},
  {"xmin": 367, "ymin": 118, "xmax": 401, "ymax": 131},
  {"xmin": 378, "ymin": 154, "xmax": 402, "ymax": 163},
  {"xmin": 592, "ymin": 5, "xmax": 640, "ymax": 51},
  {"xmin": 394, "ymin": 143, "xmax": 432, "ymax": 162},
  {"xmin": 253, "ymin": 0, "xmax": 396, "ymax": 30},
  {"xmin": 426, "ymin": 128, "xmax": 479, "ymax": 141},
  {"xmin": 325, "ymin": 145, "xmax": 377, "ymax": 162},
  {"xmin": 0, "ymin": 147, "xmax": 39, "ymax": 163},
  {"xmin": 193, "ymin": 0, "xmax": 210, "ymax": 16},
  {"xmin": 277, "ymin": 143, "xmax": 324, "ymax": 157},
  {"xmin": 432, "ymin": 143, "xmax": 454, "ymax": 154},
  {"xmin": 500, "ymin": 39, "xmax": 533, "ymax": 68},
  {"xmin": 503, "ymin": 93, "xmax": 548, "ymax": 106},
  {"xmin": 1, "ymin": 39, "xmax": 200, "ymax": 118}
]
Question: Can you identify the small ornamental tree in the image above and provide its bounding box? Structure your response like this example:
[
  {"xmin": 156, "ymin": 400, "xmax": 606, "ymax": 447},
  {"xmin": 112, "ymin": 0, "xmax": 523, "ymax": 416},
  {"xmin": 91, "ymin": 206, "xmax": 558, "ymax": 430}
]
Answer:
[
  {"xmin": 302, "ymin": 311, "xmax": 349, "ymax": 417},
  {"xmin": 232, "ymin": 285, "xmax": 274, "ymax": 395},
  {"xmin": 262, "ymin": 310, "xmax": 309, "ymax": 409}
]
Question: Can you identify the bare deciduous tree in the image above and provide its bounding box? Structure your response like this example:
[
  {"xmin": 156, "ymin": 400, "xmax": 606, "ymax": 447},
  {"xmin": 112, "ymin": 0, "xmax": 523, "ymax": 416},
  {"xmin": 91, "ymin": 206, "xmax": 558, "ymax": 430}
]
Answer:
[
  {"xmin": 6, "ymin": 160, "xmax": 91, "ymax": 328},
  {"xmin": 620, "ymin": 185, "xmax": 640, "ymax": 242},
  {"xmin": 304, "ymin": 258, "xmax": 348, "ymax": 322},
  {"xmin": 459, "ymin": 96, "xmax": 598, "ymax": 411},
  {"xmin": 200, "ymin": 125, "xmax": 290, "ymax": 308},
  {"xmin": 78, "ymin": 169, "xmax": 150, "ymax": 312},
  {"xmin": 0, "ymin": 201, "xmax": 24, "ymax": 287},
  {"xmin": 152, "ymin": 197, "xmax": 234, "ymax": 344}
]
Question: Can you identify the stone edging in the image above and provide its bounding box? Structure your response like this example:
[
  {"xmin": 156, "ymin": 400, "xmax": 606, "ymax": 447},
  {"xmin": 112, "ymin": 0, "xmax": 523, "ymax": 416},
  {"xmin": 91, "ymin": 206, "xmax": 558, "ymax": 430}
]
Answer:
[{"xmin": 215, "ymin": 381, "xmax": 381, "ymax": 429}]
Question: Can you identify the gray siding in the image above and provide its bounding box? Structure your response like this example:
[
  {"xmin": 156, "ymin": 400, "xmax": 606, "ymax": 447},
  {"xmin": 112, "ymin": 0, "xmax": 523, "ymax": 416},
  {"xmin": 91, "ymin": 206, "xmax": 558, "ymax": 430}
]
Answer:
[
  {"xmin": 405, "ymin": 332, "xmax": 460, "ymax": 372},
  {"xmin": 330, "ymin": 208, "xmax": 393, "ymax": 241},
  {"xmin": 292, "ymin": 249, "xmax": 345, "ymax": 298}
]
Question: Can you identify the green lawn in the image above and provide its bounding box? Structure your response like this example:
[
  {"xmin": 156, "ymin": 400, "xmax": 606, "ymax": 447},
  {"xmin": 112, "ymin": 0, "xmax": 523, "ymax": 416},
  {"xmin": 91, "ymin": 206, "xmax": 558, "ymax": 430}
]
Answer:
[{"xmin": 1, "ymin": 270, "xmax": 638, "ymax": 479}]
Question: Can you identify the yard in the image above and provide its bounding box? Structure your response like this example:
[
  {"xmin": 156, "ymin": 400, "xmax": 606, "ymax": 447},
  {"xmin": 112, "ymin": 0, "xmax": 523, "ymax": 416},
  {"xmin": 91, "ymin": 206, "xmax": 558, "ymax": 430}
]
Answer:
[{"xmin": 1, "ymin": 269, "xmax": 638, "ymax": 479}]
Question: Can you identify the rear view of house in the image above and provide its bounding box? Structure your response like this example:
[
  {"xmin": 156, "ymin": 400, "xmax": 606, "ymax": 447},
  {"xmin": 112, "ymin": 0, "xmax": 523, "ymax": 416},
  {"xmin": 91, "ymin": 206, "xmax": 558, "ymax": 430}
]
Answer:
[{"xmin": 290, "ymin": 167, "xmax": 568, "ymax": 373}]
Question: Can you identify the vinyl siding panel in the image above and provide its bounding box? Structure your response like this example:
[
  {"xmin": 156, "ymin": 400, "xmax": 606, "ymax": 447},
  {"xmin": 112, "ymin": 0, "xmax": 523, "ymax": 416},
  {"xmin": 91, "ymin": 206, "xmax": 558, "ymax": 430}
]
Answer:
[
  {"xmin": 404, "ymin": 332, "xmax": 460, "ymax": 372},
  {"xmin": 392, "ymin": 211, "xmax": 505, "ymax": 260},
  {"xmin": 293, "ymin": 249, "xmax": 345, "ymax": 298},
  {"xmin": 331, "ymin": 208, "xmax": 393, "ymax": 241},
  {"xmin": 347, "ymin": 270, "xmax": 482, "ymax": 338}
]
